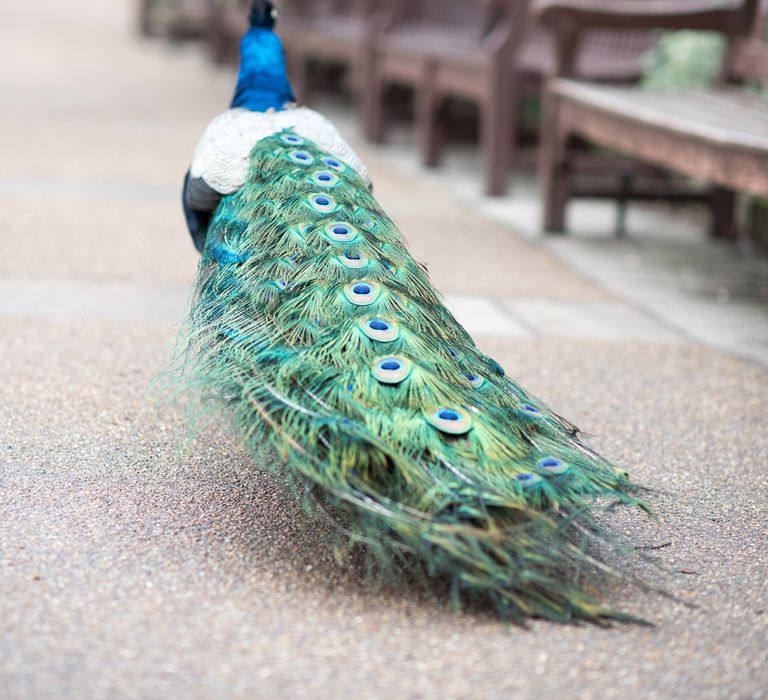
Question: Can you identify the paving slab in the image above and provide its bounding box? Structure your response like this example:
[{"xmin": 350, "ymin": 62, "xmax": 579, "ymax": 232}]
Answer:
[
  {"xmin": 503, "ymin": 299, "xmax": 680, "ymax": 341},
  {"xmin": 446, "ymin": 294, "xmax": 531, "ymax": 337}
]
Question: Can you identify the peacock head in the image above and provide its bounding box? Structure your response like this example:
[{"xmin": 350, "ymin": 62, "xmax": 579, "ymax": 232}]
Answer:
[
  {"xmin": 249, "ymin": 0, "xmax": 277, "ymax": 29},
  {"xmin": 230, "ymin": 0, "xmax": 295, "ymax": 113}
]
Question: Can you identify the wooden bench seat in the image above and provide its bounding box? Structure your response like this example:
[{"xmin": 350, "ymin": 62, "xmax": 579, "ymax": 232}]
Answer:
[
  {"xmin": 554, "ymin": 83, "xmax": 768, "ymax": 152},
  {"xmin": 552, "ymin": 82, "xmax": 768, "ymax": 194},
  {"xmin": 538, "ymin": 0, "xmax": 768, "ymax": 235}
]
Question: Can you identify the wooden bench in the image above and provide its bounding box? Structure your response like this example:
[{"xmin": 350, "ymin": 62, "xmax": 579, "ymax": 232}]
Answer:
[
  {"xmin": 362, "ymin": 0, "xmax": 519, "ymax": 196},
  {"xmin": 277, "ymin": 0, "xmax": 376, "ymax": 103},
  {"xmin": 138, "ymin": 0, "xmax": 211, "ymax": 40},
  {"xmin": 362, "ymin": 0, "xmax": 655, "ymax": 196},
  {"xmin": 202, "ymin": 0, "xmax": 375, "ymax": 84},
  {"xmin": 538, "ymin": 0, "xmax": 768, "ymax": 236},
  {"xmin": 207, "ymin": 0, "xmax": 250, "ymax": 65}
]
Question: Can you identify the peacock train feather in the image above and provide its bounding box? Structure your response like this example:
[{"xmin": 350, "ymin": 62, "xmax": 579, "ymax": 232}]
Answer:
[{"xmin": 174, "ymin": 1, "xmax": 647, "ymax": 624}]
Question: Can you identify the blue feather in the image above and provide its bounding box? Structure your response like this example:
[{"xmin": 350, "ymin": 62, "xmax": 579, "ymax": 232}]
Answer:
[{"xmin": 230, "ymin": 27, "xmax": 294, "ymax": 112}]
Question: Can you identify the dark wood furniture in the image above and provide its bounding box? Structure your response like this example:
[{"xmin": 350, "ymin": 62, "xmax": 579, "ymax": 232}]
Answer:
[
  {"xmin": 207, "ymin": 0, "xmax": 250, "ymax": 65},
  {"xmin": 204, "ymin": 0, "xmax": 376, "ymax": 87},
  {"xmin": 138, "ymin": 0, "xmax": 211, "ymax": 40},
  {"xmin": 363, "ymin": 0, "xmax": 520, "ymax": 196},
  {"xmin": 138, "ymin": 0, "xmax": 156, "ymax": 36},
  {"xmin": 363, "ymin": 0, "xmax": 656, "ymax": 196},
  {"xmin": 277, "ymin": 0, "xmax": 376, "ymax": 103},
  {"xmin": 538, "ymin": 0, "xmax": 768, "ymax": 236}
]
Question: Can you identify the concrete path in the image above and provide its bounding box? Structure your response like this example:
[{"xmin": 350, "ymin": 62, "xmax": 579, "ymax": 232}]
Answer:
[{"xmin": 1, "ymin": 2, "xmax": 767, "ymax": 699}]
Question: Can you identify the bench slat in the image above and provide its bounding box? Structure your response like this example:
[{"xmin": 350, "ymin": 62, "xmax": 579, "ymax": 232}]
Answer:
[{"xmin": 553, "ymin": 80, "xmax": 768, "ymax": 153}]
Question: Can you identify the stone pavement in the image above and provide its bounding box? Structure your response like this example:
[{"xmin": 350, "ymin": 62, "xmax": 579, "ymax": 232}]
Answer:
[{"xmin": 1, "ymin": 2, "xmax": 767, "ymax": 698}]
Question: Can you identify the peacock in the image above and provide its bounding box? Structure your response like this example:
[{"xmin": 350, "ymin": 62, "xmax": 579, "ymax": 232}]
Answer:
[{"xmin": 178, "ymin": 0, "xmax": 646, "ymax": 624}]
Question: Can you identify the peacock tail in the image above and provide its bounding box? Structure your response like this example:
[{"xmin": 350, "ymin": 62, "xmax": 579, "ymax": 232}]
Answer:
[{"xmin": 176, "ymin": 129, "xmax": 644, "ymax": 623}]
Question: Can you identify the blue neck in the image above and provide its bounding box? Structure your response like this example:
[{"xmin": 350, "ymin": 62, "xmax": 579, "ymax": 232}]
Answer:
[{"xmin": 230, "ymin": 27, "xmax": 295, "ymax": 112}]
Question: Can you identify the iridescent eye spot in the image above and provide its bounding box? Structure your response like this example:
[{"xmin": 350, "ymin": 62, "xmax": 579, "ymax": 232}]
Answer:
[
  {"xmin": 288, "ymin": 150, "xmax": 314, "ymax": 166},
  {"xmin": 447, "ymin": 348, "xmax": 461, "ymax": 361},
  {"xmin": 345, "ymin": 280, "xmax": 381, "ymax": 306},
  {"xmin": 372, "ymin": 356, "xmax": 412, "ymax": 384},
  {"xmin": 325, "ymin": 221, "xmax": 358, "ymax": 243},
  {"xmin": 312, "ymin": 171, "xmax": 340, "ymax": 188},
  {"xmin": 323, "ymin": 157, "xmax": 345, "ymax": 172},
  {"xmin": 463, "ymin": 372, "xmax": 485, "ymax": 389},
  {"xmin": 521, "ymin": 404, "xmax": 542, "ymax": 416},
  {"xmin": 360, "ymin": 317, "xmax": 399, "ymax": 342},
  {"xmin": 426, "ymin": 407, "xmax": 472, "ymax": 435},
  {"xmin": 338, "ymin": 251, "xmax": 369, "ymax": 269},
  {"xmin": 308, "ymin": 194, "xmax": 337, "ymax": 214},
  {"xmin": 281, "ymin": 133, "xmax": 304, "ymax": 145},
  {"xmin": 515, "ymin": 472, "xmax": 543, "ymax": 488},
  {"xmin": 537, "ymin": 457, "xmax": 570, "ymax": 476}
]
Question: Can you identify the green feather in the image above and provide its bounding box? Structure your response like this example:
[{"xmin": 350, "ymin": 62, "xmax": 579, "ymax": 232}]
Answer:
[{"xmin": 174, "ymin": 129, "xmax": 646, "ymax": 624}]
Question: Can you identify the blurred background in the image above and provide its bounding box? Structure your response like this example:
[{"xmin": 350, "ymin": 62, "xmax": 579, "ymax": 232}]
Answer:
[
  {"xmin": 131, "ymin": 0, "xmax": 768, "ymax": 361},
  {"xmin": 142, "ymin": 0, "xmax": 768, "ymax": 231}
]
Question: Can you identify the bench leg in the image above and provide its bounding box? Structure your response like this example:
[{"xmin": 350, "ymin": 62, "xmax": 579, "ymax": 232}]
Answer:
[
  {"xmin": 418, "ymin": 65, "xmax": 442, "ymax": 169},
  {"xmin": 138, "ymin": 0, "xmax": 153, "ymax": 36},
  {"xmin": 352, "ymin": 46, "xmax": 373, "ymax": 117},
  {"xmin": 539, "ymin": 88, "xmax": 569, "ymax": 234},
  {"xmin": 710, "ymin": 186, "xmax": 736, "ymax": 239},
  {"xmin": 362, "ymin": 57, "xmax": 387, "ymax": 144},
  {"xmin": 615, "ymin": 172, "xmax": 634, "ymax": 237},
  {"xmin": 285, "ymin": 51, "xmax": 310, "ymax": 104},
  {"xmin": 295, "ymin": 57, "xmax": 311, "ymax": 105},
  {"xmin": 207, "ymin": 22, "xmax": 235, "ymax": 65},
  {"xmin": 480, "ymin": 69, "xmax": 514, "ymax": 197}
]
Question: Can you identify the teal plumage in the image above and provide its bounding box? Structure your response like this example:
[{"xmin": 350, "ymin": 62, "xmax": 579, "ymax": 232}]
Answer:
[{"xmin": 178, "ymin": 129, "xmax": 644, "ymax": 623}]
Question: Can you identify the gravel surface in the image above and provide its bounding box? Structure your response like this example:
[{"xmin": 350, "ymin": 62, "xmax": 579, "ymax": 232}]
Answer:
[
  {"xmin": 2, "ymin": 321, "xmax": 767, "ymax": 699},
  {"xmin": 2, "ymin": 1, "xmax": 767, "ymax": 698}
]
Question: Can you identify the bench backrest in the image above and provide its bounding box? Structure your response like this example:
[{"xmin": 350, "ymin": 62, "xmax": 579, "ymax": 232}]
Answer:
[
  {"xmin": 394, "ymin": 0, "xmax": 507, "ymax": 38},
  {"xmin": 729, "ymin": 0, "xmax": 768, "ymax": 82},
  {"xmin": 316, "ymin": 0, "xmax": 374, "ymax": 18},
  {"xmin": 277, "ymin": 0, "xmax": 373, "ymax": 20}
]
